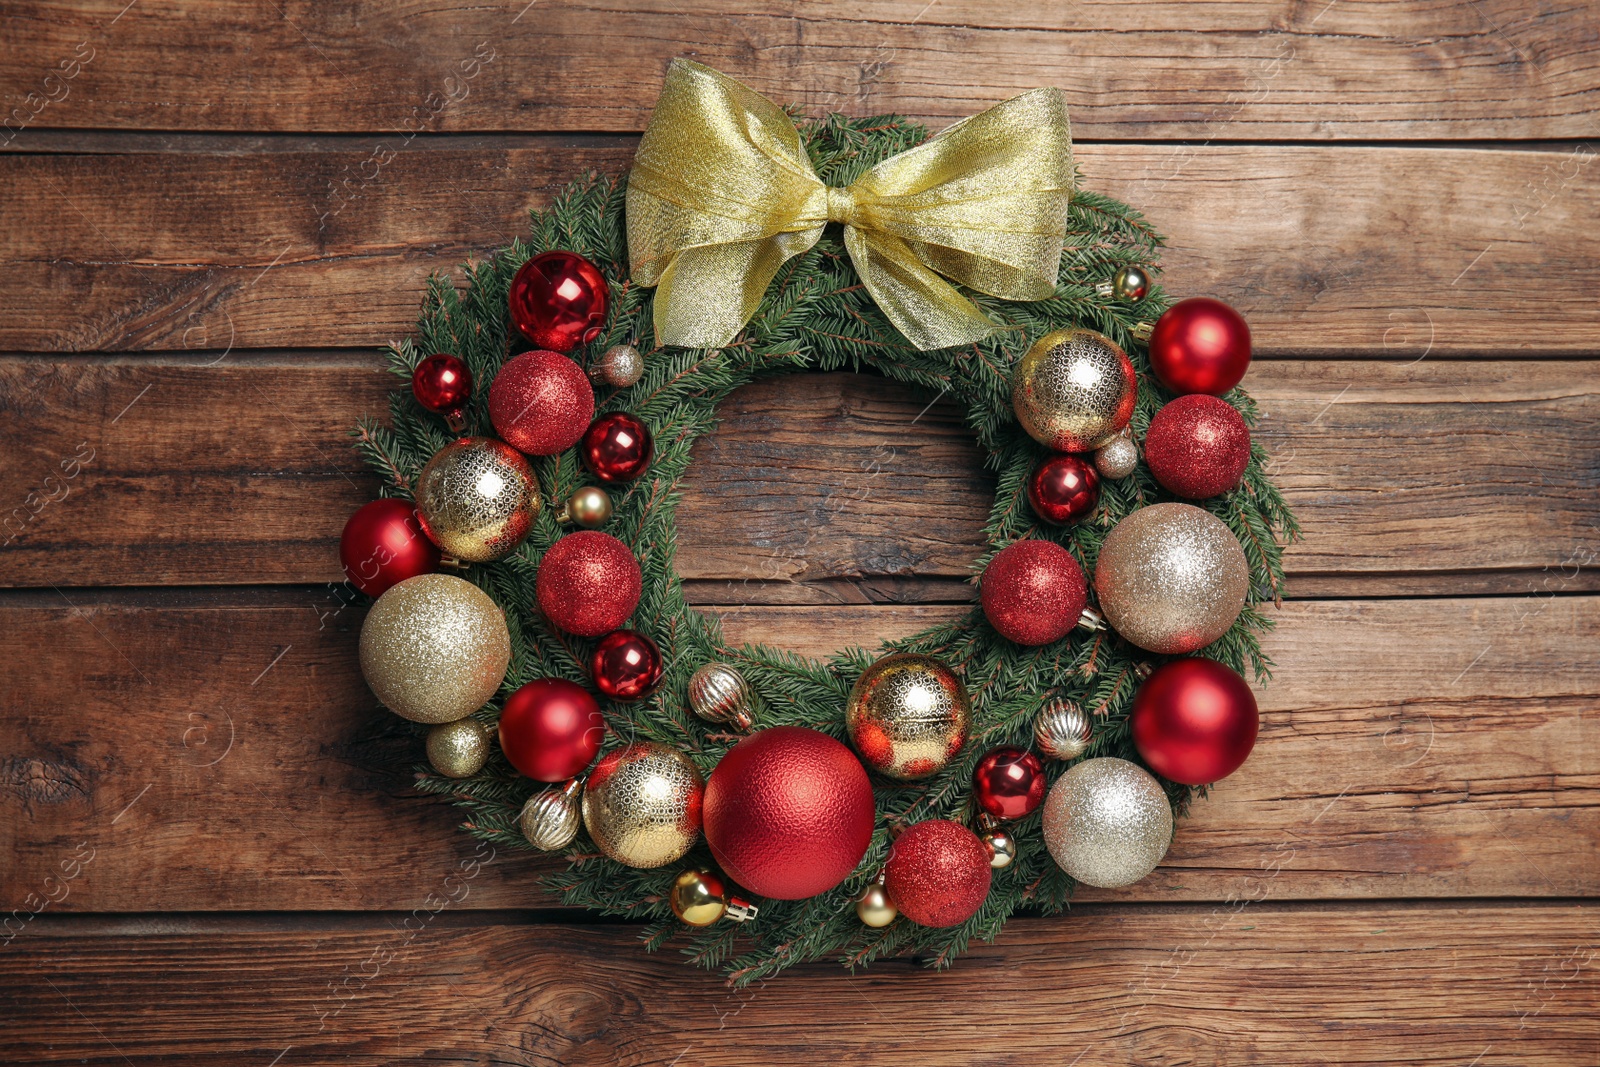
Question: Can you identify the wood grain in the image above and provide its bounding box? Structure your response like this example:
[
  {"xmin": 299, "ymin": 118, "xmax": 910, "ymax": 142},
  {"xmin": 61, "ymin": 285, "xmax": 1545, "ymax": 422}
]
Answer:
[
  {"xmin": 0, "ymin": 1, "xmax": 1590, "ymax": 139},
  {"xmin": 2, "ymin": 590, "xmax": 1593, "ymax": 912},
  {"xmin": 3, "ymin": 142, "xmax": 1597, "ymax": 354},
  {"xmin": 3, "ymin": 905, "xmax": 1594, "ymax": 1065}
]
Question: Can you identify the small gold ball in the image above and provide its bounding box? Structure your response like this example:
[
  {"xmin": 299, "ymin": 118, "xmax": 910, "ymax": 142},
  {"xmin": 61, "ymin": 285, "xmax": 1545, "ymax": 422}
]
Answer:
[
  {"xmin": 591, "ymin": 344, "xmax": 645, "ymax": 388},
  {"xmin": 856, "ymin": 883, "xmax": 898, "ymax": 928},
  {"xmin": 984, "ymin": 829, "xmax": 1017, "ymax": 869},
  {"xmin": 669, "ymin": 869, "xmax": 728, "ymax": 927},
  {"xmin": 563, "ymin": 485, "xmax": 613, "ymax": 529},
  {"xmin": 1111, "ymin": 264, "xmax": 1151, "ymax": 302},
  {"xmin": 425, "ymin": 718, "xmax": 491, "ymax": 778}
]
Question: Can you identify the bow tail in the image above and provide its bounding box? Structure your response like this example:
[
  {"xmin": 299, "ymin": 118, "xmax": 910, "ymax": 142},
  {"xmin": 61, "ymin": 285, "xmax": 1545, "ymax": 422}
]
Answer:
[
  {"xmin": 652, "ymin": 229, "xmax": 822, "ymax": 349},
  {"xmin": 842, "ymin": 228, "xmax": 1002, "ymax": 351}
]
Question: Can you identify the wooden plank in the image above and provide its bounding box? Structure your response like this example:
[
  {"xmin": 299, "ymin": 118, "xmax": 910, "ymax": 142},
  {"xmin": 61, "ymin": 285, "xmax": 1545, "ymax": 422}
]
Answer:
[
  {"xmin": 1, "ymin": 358, "xmax": 1595, "ymax": 593},
  {"xmin": 1, "ymin": 590, "xmax": 1593, "ymax": 912},
  {"xmin": 2, "ymin": 143, "xmax": 1597, "ymax": 354},
  {"xmin": 0, "ymin": 1, "xmax": 1591, "ymax": 139},
  {"xmin": 2, "ymin": 905, "xmax": 1594, "ymax": 1065}
]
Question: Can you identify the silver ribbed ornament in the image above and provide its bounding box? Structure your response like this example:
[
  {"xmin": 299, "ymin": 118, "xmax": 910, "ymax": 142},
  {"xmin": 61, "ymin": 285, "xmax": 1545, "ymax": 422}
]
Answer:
[
  {"xmin": 1042, "ymin": 757, "xmax": 1172, "ymax": 888},
  {"xmin": 520, "ymin": 779, "xmax": 582, "ymax": 851},
  {"xmin": 686, "ymin": 663, "xmax": 754, "ymax": 729},
  {"xmin": 1034, "ymin": 698, "xmax": 1093, "ymax": 760}
]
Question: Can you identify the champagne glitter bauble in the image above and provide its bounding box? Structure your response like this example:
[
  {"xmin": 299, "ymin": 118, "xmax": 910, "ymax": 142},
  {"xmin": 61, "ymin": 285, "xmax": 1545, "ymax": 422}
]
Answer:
[
  {"xmin": 414, "ymin": 437, "xmax": 541, "ymax": 563},
  {"xmin": 359, "ymin": 573, "xmax": 511, "ymax": 723},
  {"xmin": 425, "ymin": 717, "xmax": 492, "ymax": 778},
  {"xmin": 855, "ymin": 882, "xmax": 898, "ymax": 927},
  {"xmin": 520, "ymin": 779, "xmax": 582, "ymax": 851},
  {"xmin": 1093, "ymin": 434, "xmax": 1139, "ymax": 481},
  {"xmin": 582, "ymin": 742, "xmax": 704, "ymax": 869},
  {"xmin": 1042, "ymin": 757, "xmax": 1173, "ymax": 888},
  {"xmin": 590, "ymin": 343, "xmax": 645, "ymax": 388},
  {"xmin": 846, "ymin": 652, "xmax": 971, "ymax": 780},
  {"xmin": 686, "ymin": 663, "xmax": 755, "ymax": 729},
  {"xmin": 1011, "ymin": 328, "xmax": 1137, "ymax": 452},
  {"xmin": 1034, "ymin": 698, "xmax": 1093, "ymax": 760},
  {"xmin": 489, "ymin": 349, "xmax": 595, "ymax": 456},
  {"xmin": 1093, "ymin": 503, "xmax": 1250, "ymax": 654},
  {"xmin": 883, "ymin": 820, "xmax": 992, "ymax": 928},
  {"xmin": 1145, "ymin": 394, "xmax": 1251, "ymax": 500}
]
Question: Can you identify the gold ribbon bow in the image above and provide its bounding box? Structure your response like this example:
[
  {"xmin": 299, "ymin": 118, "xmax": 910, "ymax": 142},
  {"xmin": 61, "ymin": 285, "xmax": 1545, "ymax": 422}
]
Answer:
[{"xmin": 626, "ymin": 60, "xmax": 1075, "ymax": 351}]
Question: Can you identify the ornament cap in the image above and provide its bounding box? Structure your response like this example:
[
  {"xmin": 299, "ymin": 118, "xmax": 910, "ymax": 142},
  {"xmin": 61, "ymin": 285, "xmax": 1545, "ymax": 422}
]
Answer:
[
  {"xmin": 1130, "ymin": 321, "xmax": 1154, "ymax": 342},
  {"xmin": 1077, "ymin": 606, "xmax": 1107, "ymax": 632},
  {"xmin": 724, "ymin": 896, "xmax": 760, "ymax": 922}
]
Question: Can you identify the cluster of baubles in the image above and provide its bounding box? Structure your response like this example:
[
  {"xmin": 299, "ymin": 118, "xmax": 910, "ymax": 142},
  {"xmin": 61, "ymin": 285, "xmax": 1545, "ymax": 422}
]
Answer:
[{"xmin": 343, "ymin": 254, "xmax": 1268, "ymax": 938}]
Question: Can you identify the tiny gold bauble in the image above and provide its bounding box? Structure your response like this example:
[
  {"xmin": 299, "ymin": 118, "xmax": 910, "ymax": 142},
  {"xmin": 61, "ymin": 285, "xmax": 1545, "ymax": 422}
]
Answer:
[
  {"xmin": 1011, "ymin": 328, "xmax": 1138, "ymax": 452},
  {"xmin": 983, "ymin": 828, "xmax": 1017, "ymax": 869},
  {"xmin": 414, "ymin": 437, "xmax": 542, "ymax": 563},
  {"xmin": 669, "ymin": 868, "xmax": 728, "ymax": 927},
  {"xmin": 1093, "ymin": 434, "xmax": 1139, "ymax": 481},
  {"xmin": 559, "ymin": 485, "xmax": 613, "ymax": 529},
  {"xmin": 845, "ymin": 652, "xmax": 971, "ymax": 781},
  {"xmin": 590, "ymin": 344, "xmax": 645, "ymax": 388},
  {"xmin": 520, "ymin": 779, "xmax": 582, "ymax": 852},
  {"xmin": 581, "ymin": 742, "xmax": 705, "ymax": 869},
  {"xmin": 1112, "ymin": 264, "xmax": 1151, "ymax": 302},
  {"xmin": 359, "ymin": 573, "xmax": 511, "ymax": 724},
  {"xmin": 686, "ymin": 662, "xmax": 755, "ymax": 729},
  {"xmin": 856, "ymin": 883, "xmax": 898, "ymax": 928},
  {"xmin": 1034, "ymin": 698, "xmax": 1093, "ymax": 761},
  {"xmin": 425, "ymin": 717, "xmax": 492, "ymax": 778}
]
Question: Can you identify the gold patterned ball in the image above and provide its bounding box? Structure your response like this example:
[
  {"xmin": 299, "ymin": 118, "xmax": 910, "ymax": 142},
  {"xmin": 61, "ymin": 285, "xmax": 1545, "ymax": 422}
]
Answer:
[
  {"xmin": 1042, "ymin": 757, "xmax": 1172, "ymax": 888},
  {"xmin": 845, "ymin": 652, "xmax": 971, "ymax": 780},
  {"xmin": 590, "ymin": 343, "xmax": 645, "ymax": 388},
  {"xmin": 425, "ymin": 717, "xmax": 492, "ymax": 778},
  {"xmin": 1012, "ymin": 328, "xmax": 1138, "ymax": 452},
  {"xmin": 414, "ymin": 437, "xmax": 542, "ymax": 563},
  {"xmin": 686, "ymin": 663, "xmax": 755, "ymax": 729},
  {"xmin": 521, "ymin": 780, "xmax": 582, "ymax": 851},
  {"xmin": 581, "ymin": 742, "xmax": 705, "ymax": 869},
  {"xmin": 1093, "ymin": 502, "xmax": 1250, "ymax": 654},
  {"xmin": 1093, "ymin": 434, "xmax": 1140, "ymax": 480},
  {"xmin": 359, "ymin": 573, "xmax": 511, "ymax": 723}
]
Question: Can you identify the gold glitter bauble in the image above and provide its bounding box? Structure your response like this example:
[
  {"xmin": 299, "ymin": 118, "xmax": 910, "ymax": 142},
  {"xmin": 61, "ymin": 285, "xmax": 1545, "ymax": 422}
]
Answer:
[
  {"xmin": 1093, "ymin": 502, "xmax": 1249, "ymax": 654},
  {"xmin": 414, "ymin": 437, "xmax": 542, "ymax": 563},
  {"xmin": 845, "ymin": 652, "xmax": 971, "ymax": 781},
  {"xmin": 1042, "ymin": 756, "xmax": 1172, "ymax": 888},
  {"xmin": 1011, "ymin": 328, "xmax": 1137, "ymax": 452},
  {"xmin": 1093, "ymin": 434, "xmax": 1139, "ymax": 480},
  {"xmin": 521, "ymin": 779, "xmax": 582, "ymax": 851},
  {"xmin": 590, "ymin": 343, "xmax": 645, "ymax": 388},
  {"xmin": 558, "ymin": 485, "xmax": 613, "ymax": 529},
  {"xmin": 581, "ymin": 742, "xmax": 704, "ymax": 869},
  {"xmin": 359, "ymin": 573, "xmax": 511, "ymax": 723},
  {"xmin": 686, "ymin": 662, "xmax": 754, "ymax": 729},
  {"xmin": 855, "ymin": 883, "xmax": 898, "ymax": 927},
  {"xmin": 1034, "ymin": 698, "xmax": 1093, "ymax": 760},
  {"xmin": 425, "ymin": 717, "xmax": 492, "ymax": 778}
]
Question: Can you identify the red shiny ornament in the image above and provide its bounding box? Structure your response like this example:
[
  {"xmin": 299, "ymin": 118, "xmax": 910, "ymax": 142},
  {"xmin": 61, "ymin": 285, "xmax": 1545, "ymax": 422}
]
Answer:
[
  {"xmin": 411, "ymin": 353, "xmax": 473, "ymax": 422},
  {"xmin": 590, "ymin": 629, "xmax": 663, "ymax": 702},
  {"xmin": 980, "ymin": 539, "xmax": 1087, "ymax": 646},
  {"xmin": 497, "ymin": 678, "xmax": 605, "ymax": 782},
  {"xmin": 536, "ymin": 530, "xmax": 643, "ymax": 637},
  {"xmin": 883, "ymin": 820, "xmax": 991, "ymax": 928},
  {"xmin": 972, "ymin": 746, "xmax": 1046, "ymax": 821},
  {"xmin": 1148, "ymin": 297, "xmax": 1252, "ymax": 396},
  {"xmin": 703, "ymin": 726, "xmax": 876, "ymax": 900},
  {"xmin": 508, "ymin": 250, "xmax": 610, "ymax": 352},
  {"xmin": 580, "ymin": 412, "xmax": 654, "ymax": 483},
  {"xmin": 1027, "ymin": 453, "xmax": 1100, "ymax": 525},
  {"xmin": 1131, "ymin": 657, "xmax": 1259, "ymax": 785},
  {"xmin": 489, "ymin": 350, "xmax": 595, "ymax": 456},
  {"xmin": 339, "ymin": 498, "xmax": 440, "ymax": 597},
  {"xmin": 1145, "ymin": 395, "xmax": 1251, "ymax": 499}
]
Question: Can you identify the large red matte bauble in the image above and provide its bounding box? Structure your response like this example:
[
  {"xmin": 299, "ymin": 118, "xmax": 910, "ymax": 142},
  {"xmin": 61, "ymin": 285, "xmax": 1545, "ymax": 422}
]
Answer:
[
  {"xmin": 508, "ymin": 250, "xmax": 610, "ymax": 352},
  {"xmin": 883, "ymin": 820, "xmax": 992, "ymax": 928},
  {"xmin": 489, "ymin": 350, "xmax": 595, "ymax": 456},
  {"xmin": 703, "ymin": 726, "xmax": 876, "ymax": 900},
  {"xmin": 497, "ymin": 678, "xmax": 605, "ymax": 782},
  {"xmin": 1148, "ymin": 297, "xmax": 1252, "ymax": 396},
  {"xmin": 1131, "ymin": 657, "xmax": 1259, "ymax": 785},
  {"xmin": 1027, "ymin": 452, "xmax": 1100, "ymax": 526},
  {"xmin": 1145, "ymin": 394, "xmax": 1251, "ymax": 499},
  {"xmin": 972, "ymin": 746, "xmax": 1046, "ymax": 821},
  {"xmin": 580, "ymin": 412, "xmax": 654, "ymax": 483},
  {"xmin": 590, "ymin": 629, "xmax": 663, "ymax": 702},
  {"xmin": 980, "ymin": 539, "xmax": 1087, "ymax": 646},
  {"xmin": 536, "ymin": 531, "xmax": 643, "ymax": 637},
  {"xmin": 411, "ymin": 353, "xmax": 473, "ymax": 417},
  {"xmin": 340, "ymin": 498, "xmax": 440, "ymax": 597}
]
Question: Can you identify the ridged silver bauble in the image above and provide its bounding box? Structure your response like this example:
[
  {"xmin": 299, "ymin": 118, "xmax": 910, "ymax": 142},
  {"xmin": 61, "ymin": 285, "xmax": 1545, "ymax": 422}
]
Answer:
[
  {"xmin": 520, "ymin": 779, "xmax": 582, "ymax": 851},
  {"xmin": 686, "ymin": 663, "xmax": 754, "ymax": 729},
  {"xmin": 1034, "ymin": 698, "xmax": 1094, "ymax": 760}
]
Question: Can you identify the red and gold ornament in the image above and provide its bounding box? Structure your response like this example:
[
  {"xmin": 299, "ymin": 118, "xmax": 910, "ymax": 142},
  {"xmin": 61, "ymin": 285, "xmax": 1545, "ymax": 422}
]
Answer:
[
  {"xmin": 1147, "ymin": 297, "xmax": 1252, "ymax": 396},
  {"xmin": 883, "ymin": 820, "xmax": 992, "ymax": 928},
  {"xmin": 497, "ymin": 678, "xmax": 605, "ymax": 782},
  {"xmin": 508, "ymin": 250, "xmax": 609, "ymax": 353},
  {"xmin": 590, "ymin": 629, "xmax": 664, "ymax": 702},
  {"xmin": 488, "ymin": 349, "xmax": 595, "ymax": 456},
  {"xmin": 1027, "ymin": 452, "xmax": 1100, "ymax": 525},
  {"xmin": 535, "ymin": 530, "xmax": 642, "ymax": 637},
  {"xmin": 972, "ymin": 745, "xmax": 1046, "ymax": 821},
  {"xmin": 580, "ymin": 412, "xmax": 654, "ymax": 483},
  {"xmin": 1131, "ymin": 657, "xmax": 1259, "ymax": 785},
  {"xmin": 411, "ymin": 353, "xmax": 473, "ymax": 430},
  {"xmin": 1145, "ymin": 394, "xmax": 1251, "ymax": 499},
  {"xmin": 340, "ymin": 498, "xmax": 440, "ymax": 597},
  {"xmin": 980, "ymin": 539, "xmax": 1088, "ymax": 647}
]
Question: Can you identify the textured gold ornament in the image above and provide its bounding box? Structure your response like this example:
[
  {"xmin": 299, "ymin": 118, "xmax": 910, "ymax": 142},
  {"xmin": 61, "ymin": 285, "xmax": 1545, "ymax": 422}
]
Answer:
[
  {"xmin": 557, "ymin": 485, "xmax": 613, "ymax": 529},
  {"xmin": 983, "ymin": 828, "xmax": 1017, "ymax": 869},
  {"xmin": 1011, "ymin": 328, "xmax": 1137, "ymax": 452},
  {"xmin": 425, "ymin": 717, "xmax": 492, "ymax": 778},
  {"xmin": 1042, "ymin": 757, "xmax": 1172, "ymax": 888},
  {"xmin": 855, "ymin": 880, "xmax": 898, "ymax": 928},
  {"xmin": 1093, "ymin": 502, "xmax": 1250, "ymax": 654},
  {"xmin": 686, "ymin": 663, "xmax": 755, "ymax": 729},
  {"xmin": 359, "ymin": 573, "xmax": 511, "ymax": 724},
  {"xmin": 414, "ymin": 437, "xmax": 542, "ymax": 563},
  {"xmin": 1034, "ymin": 698, "xmax": 1094, "ymax": 761},
  {"xmin": 845, "ymin": 652, "xmax": 971, "ymax": 780},
  {"xmin": 521, "ymin": 779, "xmax": 582, "ymax": 851},
  {"xmin": 590, "ymin": 344, "xmax": 645, "ymax": 388},
  {"xmin": 582, "ymin": 742, "xmax": 704, "ymax": 869},
  {"xmin": 668, "ymin": 868, "xmax": 759, "ymax": 926},
  {"xmin": 1093, "ymin": 433, "xmax": 1139, "ymax": 480}
]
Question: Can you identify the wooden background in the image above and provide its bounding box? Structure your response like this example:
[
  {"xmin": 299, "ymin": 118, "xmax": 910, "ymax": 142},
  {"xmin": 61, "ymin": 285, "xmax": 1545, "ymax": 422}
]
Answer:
[{"xmin": 2, "ymin": 2, "xmax": 1597, "ymax": 1063}]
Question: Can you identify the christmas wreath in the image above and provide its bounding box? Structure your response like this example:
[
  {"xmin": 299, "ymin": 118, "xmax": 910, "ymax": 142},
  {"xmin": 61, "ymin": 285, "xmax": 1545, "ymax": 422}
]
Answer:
[{"xmin": 343, "ymin": 60, "xmax": 1297, "ymax": 985}]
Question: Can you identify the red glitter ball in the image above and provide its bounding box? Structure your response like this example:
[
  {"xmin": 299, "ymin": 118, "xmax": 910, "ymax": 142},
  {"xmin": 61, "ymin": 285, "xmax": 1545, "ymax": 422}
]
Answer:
[
  {"xmin": 488, "ymin": 350, "xmax": 595, "ymax": 456},
  {"xmin": 580, "ymin": 412, "xmax": 654, "ymax": 483},
  {"xmin": 411, "ymin": 353, "xmax": 473, "ymax": 416},
  {"xmin": 589, "ymin": 629, "xmax": 663, "ymax": 702},
  {"xmin": 536, "ymin": 531, "xmax": 642, "ymax": 637},
  {"xmin": 1027, "ymin": 452, "xmax": 1100, "ymax": 525},
  {"xmin": 508, "ymin": 250, "xmax": 610, "ymax": 352},
  {"xmin": 883, "ymin": 820, "xmax": 991, "ymax": 928},
  {"xmin": 1144, "ymin": 394, "xmax": 1251, "ymax": 499},
  {"xmin": 972, "ymin": 745, "xmax": 1046, "ymax": 820},
  {"xmin": 980, "ymin": 539, "xmax": 1087, "ymax": 646}
]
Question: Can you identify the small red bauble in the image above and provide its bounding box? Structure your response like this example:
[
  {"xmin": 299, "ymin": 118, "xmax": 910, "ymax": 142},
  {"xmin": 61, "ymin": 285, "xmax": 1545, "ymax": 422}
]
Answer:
[
  {"xmin": 580, "ymin": 412, "xmax": 654, "ymax": 483},
  {"xmin": 883, "ymin": 820, "xmax": 992, "ymax": 928},
  {"xmin": 1145, "ymin": 394, "xmax": 1251, "ymax": 499},
  {"xmin": 1131, "ymin": 657, "xmax": 1259, "ymax": 785},
  {"xmin": 488, "ymin": 349, "xmax": 595, "ymax": 456},
  {"xmin": 508, "ymin": 250, "xmax": 610, "ymax": 353},
  {"xmin": 339, "ymin": 498, "xmax": 440, "ymax": 597},
  {"xmin": 497, "ymin": 678, "xmax": 605, "ymax": 782},
  {"xmin": 972, "ymin": 746, "xmax": 1046, "ymax": 821},
  {"xmin": 411, "ymin": 353, "xmax": 473, "ymax": 419},
  {"xmin": 980, "ymin": 539, "xmax": 1087, "ymax": 646},
  {"xmin": 1027, "ymin": 453, "xmax": 1100, "ymax": 525},
  {"xmin": 703, "ymin": 726, "xmax": 876, "ymax": 900},
  {"xmin": 536, "ymin": 530, "xmax": 643, "ymax": 637},
  {"xmin": 1148, "ymin": 297, "xmax": 1252, "ymax": 396},
  {"xmin": 590, "ymin": 629, "xmax": 663, "ymax": 702}
]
